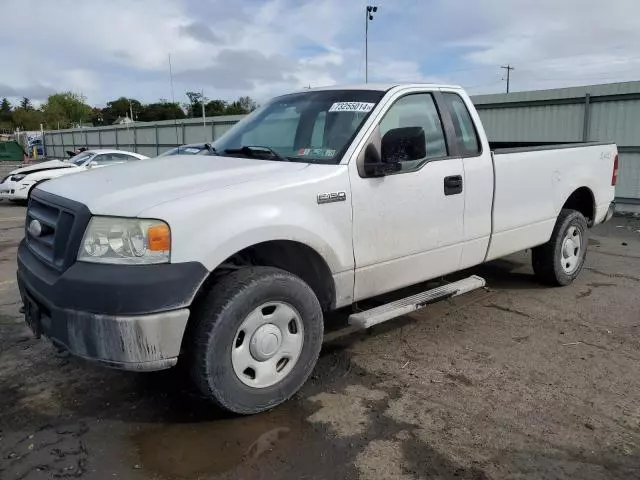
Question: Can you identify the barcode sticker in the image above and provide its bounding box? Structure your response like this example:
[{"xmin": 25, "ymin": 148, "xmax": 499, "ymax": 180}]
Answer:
[{"xmin": 328, "ymin": 102, "xmax": 375, "ymax": 113}]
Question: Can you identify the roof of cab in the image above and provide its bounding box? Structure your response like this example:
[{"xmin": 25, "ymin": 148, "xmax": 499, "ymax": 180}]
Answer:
[
  {"xmin": 298, "ymin": 83, "xmax": 464, "ymax": 93},
  {"xmin": 84, "ymin": 148, "xmax": 148, "ymax": 158}
]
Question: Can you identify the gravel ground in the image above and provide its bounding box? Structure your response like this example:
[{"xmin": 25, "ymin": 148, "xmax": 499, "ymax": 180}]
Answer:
[{"xmin": 0, "ymin": 203, "xmax": 639, "ymax": 480}]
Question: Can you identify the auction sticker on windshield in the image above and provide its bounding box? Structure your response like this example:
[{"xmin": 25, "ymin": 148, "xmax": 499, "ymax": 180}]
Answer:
[
  {"xmin": 297, "ymin": 148, "xmax": 336, "ymax": 157},
  {"xmin": 329, "ymin": 102, "xmax": 375, "ymax": 113}
]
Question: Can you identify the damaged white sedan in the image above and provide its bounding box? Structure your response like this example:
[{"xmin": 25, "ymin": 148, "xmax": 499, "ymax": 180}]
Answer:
[{"xmin": 0, "ymin": 149, "xmax": 148, "ymax": 202}]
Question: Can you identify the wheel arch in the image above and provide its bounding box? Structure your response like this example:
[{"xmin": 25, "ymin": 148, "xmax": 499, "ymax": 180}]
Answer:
[
  {"xmin": 192, "ymin": 239, "xmax": 337, "ymax": 313},
  {"xmin": 561, "ymin": 186, "xmax": 595, "ymax": 225}
]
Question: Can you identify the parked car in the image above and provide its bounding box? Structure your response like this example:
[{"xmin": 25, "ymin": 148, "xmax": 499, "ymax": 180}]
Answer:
[
  {"xmin": 17, "ymin": 83, "xmax": 617, "ymax": 414},
  {"xmin": 0, "ymin": 149, "xmax": 148, "ymax": 202},
  {"xmin": 157, "ymin": 143, "xmax": 216, "ymax": 157}
]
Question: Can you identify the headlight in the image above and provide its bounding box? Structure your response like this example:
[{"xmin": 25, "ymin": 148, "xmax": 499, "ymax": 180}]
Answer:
[
  {"xmin": 11, "ymin": 174, "xmax": 26, "ymax": 182},
  {"xmin": 78, "ymin": 217, "xmax": 170, "ymax": 264}
]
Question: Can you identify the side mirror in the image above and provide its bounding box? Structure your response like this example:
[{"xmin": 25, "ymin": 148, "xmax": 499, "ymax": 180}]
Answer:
[
  {"xmin": 86, "ymin": 160, "xmax": 97, "ymax": 168},
  {"xmin": 381, "ymin": 126, "xmax": 426, "ymax": 164}
]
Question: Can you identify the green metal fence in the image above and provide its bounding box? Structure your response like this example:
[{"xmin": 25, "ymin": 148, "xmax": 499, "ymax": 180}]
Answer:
[{"xmin": 43, "ymin": 115, "xmax": 246, "ymax": 159}]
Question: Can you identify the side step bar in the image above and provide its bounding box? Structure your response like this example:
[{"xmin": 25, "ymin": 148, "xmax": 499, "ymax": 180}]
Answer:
[{"xmin": 348, "ymin": 275, "xmax": 486, "ymax": 329}]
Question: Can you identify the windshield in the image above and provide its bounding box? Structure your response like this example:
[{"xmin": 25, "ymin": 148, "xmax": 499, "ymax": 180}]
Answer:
[
  {"xmin": 69, "ymin": 151, "xmax": 95, "ymax": 166},
  {"xmin": 158, "ymin": 145, "xmax": 213, "ymax": 157},
  {"xmin": 213, "ymin": 89, "xmax": 385, "ymax": 164}
]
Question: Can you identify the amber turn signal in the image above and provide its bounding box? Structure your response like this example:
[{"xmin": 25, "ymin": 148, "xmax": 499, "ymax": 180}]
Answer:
[{"xmin": 148, "ymin": 224, "xmax": 171, "ymax": 251}]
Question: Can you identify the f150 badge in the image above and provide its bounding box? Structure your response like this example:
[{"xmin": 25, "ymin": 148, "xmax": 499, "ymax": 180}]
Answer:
[{"xmin": 317, "ymin": 191, "xmax": 347, "ymax": 204}]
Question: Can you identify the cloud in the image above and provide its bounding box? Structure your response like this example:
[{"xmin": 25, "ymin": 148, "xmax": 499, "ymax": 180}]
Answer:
[
  {"xmin": 178, "ymin": 21, "xmax": 221, "ymax": 44},
  {"xmin": 0, "ymin": 83, "xmax": 56, "ymax": 101},
  {"xmin": 431, "ymin": 0, "xmax": 640, "ymax": 92},
  {"xmin": 175, "ymin": 49, "xmax": 296, "ymax": 89},
  {"xmin": 1, "ymin": 0, "xmax": 639, "ymax": 105}
]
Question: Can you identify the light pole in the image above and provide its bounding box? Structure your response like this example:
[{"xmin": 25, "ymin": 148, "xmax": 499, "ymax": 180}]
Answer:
[{"xmin": 365, "ymin": 5, "xmax": 378, "ymax": 83}]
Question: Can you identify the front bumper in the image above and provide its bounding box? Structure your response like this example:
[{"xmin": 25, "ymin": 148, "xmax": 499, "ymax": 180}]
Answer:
[
  {"xmin": 18, "ymin": 241, "xmax": 209, "ymax": 371},
  {"xmin": 0, "ymin": 180, "xmax": 30, "ymax": 200}
]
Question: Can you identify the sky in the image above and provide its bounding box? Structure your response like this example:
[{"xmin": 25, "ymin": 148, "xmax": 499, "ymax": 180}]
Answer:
[{"xmin": 1, "ymin": 0, "xmax": 639, "ymax": 107}]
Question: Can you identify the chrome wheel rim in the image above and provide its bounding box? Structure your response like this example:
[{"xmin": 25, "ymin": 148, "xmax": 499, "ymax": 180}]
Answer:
[
  {"xmin": 561, "ymin": 226, "xmax": 582, "ymax": 274},
  {"xmin": 231, "ymin": 302, "xmax": 304, "ymax": 388}
]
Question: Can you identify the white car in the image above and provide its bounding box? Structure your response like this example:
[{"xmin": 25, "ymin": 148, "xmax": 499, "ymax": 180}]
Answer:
[{"xmin": 0, "ymin": 149, "xmax": 148, "ymax": 202}]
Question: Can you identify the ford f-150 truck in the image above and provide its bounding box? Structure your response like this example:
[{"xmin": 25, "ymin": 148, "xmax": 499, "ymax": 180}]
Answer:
[{"xmin": 17, "ymin": 83, "xmax": 617, "ymax": 414}]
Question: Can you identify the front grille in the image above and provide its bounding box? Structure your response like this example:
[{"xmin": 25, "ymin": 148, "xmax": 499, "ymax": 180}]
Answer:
[{"xmin": 25, "ymin": 191, "xmax": 90, "ymax": 272}]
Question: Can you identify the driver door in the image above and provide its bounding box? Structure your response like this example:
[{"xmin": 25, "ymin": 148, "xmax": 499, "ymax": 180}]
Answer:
[{"xmin": 350, "ymin": 90, "xmax": 465, "ymax": 301}]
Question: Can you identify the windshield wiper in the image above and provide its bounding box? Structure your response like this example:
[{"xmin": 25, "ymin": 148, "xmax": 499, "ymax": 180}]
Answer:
[
  {"xmin": 204, "ymin": 143, "xmax": 218, "ymax": 155},
  {"xmin": 224, "ymin": 145, "xmax": 290, "ymax": 162}
]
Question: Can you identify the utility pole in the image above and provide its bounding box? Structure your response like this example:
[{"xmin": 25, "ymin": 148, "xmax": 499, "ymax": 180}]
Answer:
[
  {"xmin": 168, "ymin": 53, "xmax": 179, "ymax": 146},
  {"xmin": 365, "ymin": 5, "xmax": 378, "ymax": 83},
  {"xmin": 501, "ymin": 64, "xmax": 515, "ymax": 93},
  {"xmin": 201, "ymin": 89, "xmax": 207, "ymax": 142}
]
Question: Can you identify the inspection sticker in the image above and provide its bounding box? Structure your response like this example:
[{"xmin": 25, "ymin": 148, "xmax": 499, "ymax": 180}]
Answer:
[{"xmin": 329, "ymin": 102, "xmax": 375, "ymax": 113}]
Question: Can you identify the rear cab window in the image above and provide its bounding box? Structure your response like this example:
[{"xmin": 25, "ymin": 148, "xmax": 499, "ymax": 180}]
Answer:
[{"xmin": 442, "ymin": 92, "xmax": 481, "ymax": 156}]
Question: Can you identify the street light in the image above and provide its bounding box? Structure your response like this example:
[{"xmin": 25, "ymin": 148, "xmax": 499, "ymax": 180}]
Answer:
[{"xmin": 365, "ymin": 5, "xmax": 378, "ymax": 83}]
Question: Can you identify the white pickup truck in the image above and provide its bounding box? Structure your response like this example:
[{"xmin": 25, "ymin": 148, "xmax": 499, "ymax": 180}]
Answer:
[{"xmin": 18, "ymin": 83, "xmax": 617, "ymax": 414}]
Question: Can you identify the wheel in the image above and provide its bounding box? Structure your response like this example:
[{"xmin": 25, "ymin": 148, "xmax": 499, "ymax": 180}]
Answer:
[
  {"xmin": 189, "ymin": 267, "xmax": 323, "ymax": 414},
  {"xmin": 532, "ymin": 209, "xmax": 588, "ymax": 286}
]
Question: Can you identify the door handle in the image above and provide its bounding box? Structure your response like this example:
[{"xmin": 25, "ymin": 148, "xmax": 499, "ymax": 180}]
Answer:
[{"xmin": 444, "ymin": 175, "xmax": 463, "ymax": 195}]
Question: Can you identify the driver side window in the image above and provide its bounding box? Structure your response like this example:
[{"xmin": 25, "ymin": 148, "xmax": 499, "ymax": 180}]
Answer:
[{"xmin": 379, "ymin": 93, "xmax": 448, "ymax": 172}]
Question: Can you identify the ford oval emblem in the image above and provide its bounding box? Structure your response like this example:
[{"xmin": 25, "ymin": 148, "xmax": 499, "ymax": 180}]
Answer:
[{"xmin": 28, "ymin": 219, "xmax": 42, "ymax": 237}]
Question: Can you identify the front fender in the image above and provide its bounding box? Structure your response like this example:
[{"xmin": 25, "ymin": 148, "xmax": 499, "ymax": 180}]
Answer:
[{"xmin": 169, "ymin": 202, "xmax": 353, "ymax": 274}]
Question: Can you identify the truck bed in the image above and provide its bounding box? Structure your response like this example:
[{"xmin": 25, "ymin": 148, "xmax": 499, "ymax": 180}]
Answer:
[
  {"xmin": 490, "ymin": 141, "xmax": 614, "ymax": 154},
  {"xmin": 485, "ymin": 141, "xmax": 617, "ymax": 261}
]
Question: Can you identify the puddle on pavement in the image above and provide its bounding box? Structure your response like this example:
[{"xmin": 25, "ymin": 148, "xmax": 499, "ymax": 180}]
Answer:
[{"xmin": 133, "ymin": 404, "xmax": 308, "ymax": 479}]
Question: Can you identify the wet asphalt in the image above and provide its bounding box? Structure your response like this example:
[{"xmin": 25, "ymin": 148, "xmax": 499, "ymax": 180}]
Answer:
[{"xmin": 1, "ymin": 202, "xmax": 639, "ymax": 479}]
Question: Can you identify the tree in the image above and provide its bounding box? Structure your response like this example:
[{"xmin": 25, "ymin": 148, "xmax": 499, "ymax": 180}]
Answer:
[
  {"xmin": 90, "ymin": 107, "xmax": 105, "ymax": 126},
  {"xmin": 20, "ymin": 97, "xmax": 33, "ymax": 110},
  {"xmin": 0, "ymin": 98, "xmax": 11, "ymax": 115},
  {"xmin": 185, "ymin": 91, "xmax": 205, "ymax": 118},
  {"xmin": 12, "ymin": 107, "xmax": 44, "ymax": 130},
  {"xmin": 225, "ymin": 96, "xmax": 258, "ymax": 115},
  {"xmin": 205, "ymin": 99, "xmax": 228, "ymax": 116},
  {"xmin": 0, "ymin": 98, "xmax": 11, "ymax": 127},
  {"xmin": 42, "ymin": 92, "xmax": 92, "ymax": 128},
  {"xmin": 237, "ymin": 96, "xmax": 258, "ymax": 112},
  {"xmin": 138, "ymin": 102, "xmax": 186, "ymax": 122},
  {"xmin": 101, "ymin": 97, "xmax": 143, "ymax": 124}
]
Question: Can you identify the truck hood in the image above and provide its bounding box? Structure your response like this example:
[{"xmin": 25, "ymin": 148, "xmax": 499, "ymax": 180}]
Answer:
[{"xmin": 39, "ymin": 155, "xmax": 309, "ymax": 216}]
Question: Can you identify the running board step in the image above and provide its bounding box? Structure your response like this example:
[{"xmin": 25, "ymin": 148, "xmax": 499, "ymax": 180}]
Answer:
[{"xmin": 348, "ymin": 275, "xmax": 486, "ymax": 329}]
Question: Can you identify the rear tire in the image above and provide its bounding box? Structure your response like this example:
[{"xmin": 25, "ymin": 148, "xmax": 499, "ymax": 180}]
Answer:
[
  {"xmin": 188, "ymin": 267, "xmax": 323, "ymax": 414},
  {"xmin": 532, "ymin": 209, "xmax": 588, "ymax": 286}
]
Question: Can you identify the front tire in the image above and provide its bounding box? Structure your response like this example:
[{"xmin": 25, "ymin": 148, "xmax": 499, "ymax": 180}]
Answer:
[
  {"xmin": 532, "ymin": 209, "xmax": 588, "ymax": 286},
  {"xmin": 189, "ymin": 267, "xmax": 323, "ymax": 414}
]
